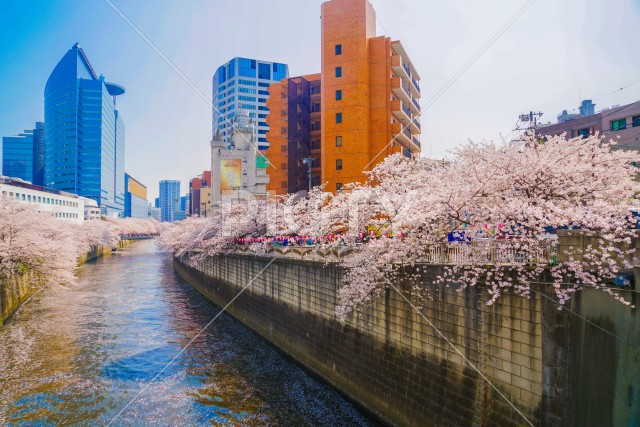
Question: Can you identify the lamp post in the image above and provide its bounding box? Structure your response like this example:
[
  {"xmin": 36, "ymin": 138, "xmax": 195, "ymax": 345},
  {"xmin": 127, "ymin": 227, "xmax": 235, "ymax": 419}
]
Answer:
[{"xmin": 302, "ymin": 157, "xmax": 315, "ymax": 193}]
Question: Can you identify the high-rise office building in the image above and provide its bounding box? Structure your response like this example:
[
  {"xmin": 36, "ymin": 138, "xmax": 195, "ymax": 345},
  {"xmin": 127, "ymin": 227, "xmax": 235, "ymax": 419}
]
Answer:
[
  {"xmin": 212, "ymin": 57, "xmax": 289, "ymax": 150},
  {"xmin": 266, "ymin": 0, "xmax": 422, "ymax": 196},
  {"xmin": 45, "ymin": 43, "xmax": 126, "ymax": 217},
  {"xmin": 124, "ymin": 173, "xmax": 148, "ymax": 218},
  {"xmin": 2, "ymin": 122, "xmax": 45, "ymax": 185},
  {"xmin": 159, "ymin": 180, "xmax": 181, "ymax": 222}
]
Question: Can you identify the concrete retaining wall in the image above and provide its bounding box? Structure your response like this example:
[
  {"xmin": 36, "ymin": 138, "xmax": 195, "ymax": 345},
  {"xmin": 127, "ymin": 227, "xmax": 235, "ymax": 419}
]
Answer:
[{"xmin": 175, "ymin": 254, "xmax": 640, "ymax": 427}]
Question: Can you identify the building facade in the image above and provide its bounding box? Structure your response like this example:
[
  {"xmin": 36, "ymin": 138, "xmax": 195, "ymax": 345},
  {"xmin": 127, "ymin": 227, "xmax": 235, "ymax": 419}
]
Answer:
[
  {"xmin": 266, "ymin": 0, "xmax": 422, "ymax": 196},
  {"xmin": 212, "ymin": 57, "xmax": 289, "ymax": 150},
  {"xmin": 45, "ymin": 43, "xmax": 126, "ymax": 217},
  {"xmin": 124, "ymin": 173, "xmax": 148, "ymax": 218},
  {"xmin": 266, "ymin": 74, "xmax": 322, "ymax": 195},
  {"xmin": 2, "ymin": 122, "xmax": 45, "ymax": 186},
  {"xmin": 211, "ymin": 112, "xmax": 269, "ymax": 204},
  {"xmin": 537, "ymin": 100, "xmax": 640, "ymax": 148},
  {"xmin": 0, "ymin": 177, "xmax": 85, "ymax": 224},
  {"xmin": 188, "ymin": 170, "xmax": 211, "ymax": 216},
  {"xmin": 159, "ymin": 180, "xmax": 181, "ymax": 222}
]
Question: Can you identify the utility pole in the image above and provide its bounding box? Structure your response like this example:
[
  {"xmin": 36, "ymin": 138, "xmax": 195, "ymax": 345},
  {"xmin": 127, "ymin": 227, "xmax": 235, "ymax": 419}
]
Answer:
[
  {"xmin": 516, "ymin": 111, "xmax": 544, "ymax": 133},
  {"xmin": 302, "ymin": 157, "xmax": 315, "ymax": 193}
]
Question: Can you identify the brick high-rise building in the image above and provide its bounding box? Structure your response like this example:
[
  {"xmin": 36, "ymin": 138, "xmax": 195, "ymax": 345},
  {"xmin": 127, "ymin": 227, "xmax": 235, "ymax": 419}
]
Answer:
[
  {"xmin": 266, "ymin": 0, "xmax": 421, "ymax": 196},
  {"xmin": 266, "ymin": 74, "xmax": 321, "ymax": 195}
]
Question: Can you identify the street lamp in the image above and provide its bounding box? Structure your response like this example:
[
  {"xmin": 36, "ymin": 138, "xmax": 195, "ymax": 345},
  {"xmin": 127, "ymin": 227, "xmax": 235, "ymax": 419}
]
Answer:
[{"xmin": 302, "ymin": 157, "xmax": 315, "ymax": 193}]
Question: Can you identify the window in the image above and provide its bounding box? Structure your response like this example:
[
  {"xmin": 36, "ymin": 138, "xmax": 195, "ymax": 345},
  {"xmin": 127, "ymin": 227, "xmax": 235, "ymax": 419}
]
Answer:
[
  {"xmin": 281, "ymin": 163, "xmax": 288, "ymax": 170},
  {"xmin": 611, "ymin": 118, "xmax": 627, "ymax": 131},
  {"xmin": 336, "ymin": 159, "xmax": 343, "ymax": 170},
  {"xmin": 258, "ymin": 63, "xmax": 271, "ymax": 80},
  {"xmin": 336, "ymin": 113, "xmax": 343, "ymax": 123},
  {"xmin": 336, "ymin": 90, "xmax": 342, "ymax": 101},
  {"xmin": 238, "ymin": 58, "xmax": 257, "ymax": 78},
  {"xmin": 238, "ymin": 79, "xmax": 256, "ymax": 86},
  {"xmin": 312, "ymin": 139, "xmax": 321, "ymax": 149},
  {"xmin": 281, "ymin": 127, "xmax": 287, "ymax": 135},
  {"xmin": 335, "ymin": 67, "xmax": 342, "ymax": 78},
  {"xmin": 576, "ymin": 128, "xmax": 590, "ymax": 138},
  {"xmin": 336, "ymin": 183, "xmax": 343, "ymax": 193},
  {"xmin": 633, "ymin": 115, "xmax": 640, "ymax": 128},
  {"xmin": 281, "ymin": 181, "xmax": 287, "ymax": 189},
  {"xmin": 336, "ymin": 136, "xmax": 343, "ymax": 147},
  {"xmin": 281, "ymin": 145, "xmax": 287, "ymax": 152},
  {"xmin": 258, "ymin": 90, "xmax": 269, "ymax": 95},
  {"xmin": 335, "ymin": 44, "xmax": 342, "ymax": 55}
]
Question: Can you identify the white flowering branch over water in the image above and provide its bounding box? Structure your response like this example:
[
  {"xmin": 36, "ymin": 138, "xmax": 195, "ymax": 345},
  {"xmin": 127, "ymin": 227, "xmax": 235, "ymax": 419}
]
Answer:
[
  {"xmin": 161, "ymin": 133, "xmax": 640, "ymax": 319},
  {"xmin": 0, "ymin": 199, "xmax": 167, "ymax": 287}
]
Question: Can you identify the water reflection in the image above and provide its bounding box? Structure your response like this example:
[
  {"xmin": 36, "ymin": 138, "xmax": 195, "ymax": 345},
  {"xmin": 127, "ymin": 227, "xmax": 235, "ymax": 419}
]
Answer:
[{"xmin": 0, "ymin": 240, "xmax": 373, "ymax": 426}]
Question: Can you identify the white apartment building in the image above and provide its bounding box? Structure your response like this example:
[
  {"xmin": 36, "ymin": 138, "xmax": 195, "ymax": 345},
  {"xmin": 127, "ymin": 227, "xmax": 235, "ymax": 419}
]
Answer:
[{"xmin": 0, "ymin": 176, "xmax": 86, "ymax": 224}]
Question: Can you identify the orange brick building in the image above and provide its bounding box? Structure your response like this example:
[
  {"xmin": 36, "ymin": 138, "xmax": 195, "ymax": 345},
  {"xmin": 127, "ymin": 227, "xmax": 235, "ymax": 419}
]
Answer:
[{"xmin": 266, "ymin": 0, "xmax": 421, "ymax": 196}]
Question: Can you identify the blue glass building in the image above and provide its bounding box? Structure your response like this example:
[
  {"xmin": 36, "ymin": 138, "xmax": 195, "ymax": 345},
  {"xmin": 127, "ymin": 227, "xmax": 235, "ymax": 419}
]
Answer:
[
  {"xmin": 212, "ymin": 57, "xmax": 289, "ymax": 150},
  {"xmin": 44, "ymin": 43, "xmax": 126, "ymax": 217},
  {"xmin": 2, "ymin": 122, "xmax": 45, "ymax": 185},
  {"xmin": 159, "ymin": 180, "xmax": 181, "ymax": 222}
]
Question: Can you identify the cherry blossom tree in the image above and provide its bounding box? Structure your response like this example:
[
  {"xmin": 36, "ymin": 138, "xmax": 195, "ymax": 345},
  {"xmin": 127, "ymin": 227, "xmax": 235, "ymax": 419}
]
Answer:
[
  {"xmin": 160, "ymin": 133, "xmax": 640, "ymax": 319},
  {"xmin": 334, "ymin": 133, "xmax": 640, "ymax": 318},
  {"xmin": 1, "ymin": 198, "xmax": 167, "ymax": 287}
]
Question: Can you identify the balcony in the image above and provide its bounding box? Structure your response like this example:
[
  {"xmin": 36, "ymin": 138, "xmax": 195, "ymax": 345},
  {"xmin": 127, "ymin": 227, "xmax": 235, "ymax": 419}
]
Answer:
[
  {"xmin": 391, "ymin": 99, "xmax": 411, "ymax": 125},
  {"xmin": 412, "ymin": 135, "xmax": 421, "ymax": 150},
  {"xmin": 391, "ymin": 41, "xmax": 421, "ymax": 98},
  {"xmin": 410, "ymin": 97, "xmax": 420, "ymax": 115},
  {"xmin": 391, "ymin": 55, "xmax": 411, "ymax": 83},
  {"xmin": 392, "ymin": 122, "xmax": 411, "ymax": 148},
  {"xmin": 409, "ymin": 116, "xmax": 421, "ymax": 135},
  {"xmin": 391, "ymin": 77, "xmax": 411, "ymax": 105}
]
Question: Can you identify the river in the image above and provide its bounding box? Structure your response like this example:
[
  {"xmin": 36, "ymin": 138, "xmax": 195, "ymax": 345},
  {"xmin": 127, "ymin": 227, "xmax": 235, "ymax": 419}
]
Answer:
[{"xmin": 0, "ymin": 241, "xmax": 374, "ymax": 426}]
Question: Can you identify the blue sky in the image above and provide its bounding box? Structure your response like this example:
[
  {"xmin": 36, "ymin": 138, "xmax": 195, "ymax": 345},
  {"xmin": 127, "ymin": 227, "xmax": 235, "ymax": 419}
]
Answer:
[{"xmin": 1, "ymin": 0, "xmax": 639, "ymax": 201}]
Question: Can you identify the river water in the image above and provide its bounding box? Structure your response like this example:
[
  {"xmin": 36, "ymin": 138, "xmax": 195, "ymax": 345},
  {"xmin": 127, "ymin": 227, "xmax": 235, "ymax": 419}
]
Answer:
[{"xmin": 0, "ymin": 241, "xmax": 373, "ymax": 426}]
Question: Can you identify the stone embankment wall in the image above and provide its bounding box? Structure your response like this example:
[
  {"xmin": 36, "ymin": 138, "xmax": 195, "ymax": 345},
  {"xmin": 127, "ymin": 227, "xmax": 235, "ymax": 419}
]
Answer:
[
  {"xmin": 174, "ymin": 254, "xmax": 640, "ymax": 427},
  {"xmin": 0, "ymin": 240, "xmax": 132, "ymax": 326}
]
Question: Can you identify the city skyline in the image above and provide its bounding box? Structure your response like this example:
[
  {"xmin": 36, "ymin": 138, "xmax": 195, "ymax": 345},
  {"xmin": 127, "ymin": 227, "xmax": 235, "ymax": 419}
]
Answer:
[{"xmin": 1, "ymin": 0, "xmax": 639, "ymax": 201}]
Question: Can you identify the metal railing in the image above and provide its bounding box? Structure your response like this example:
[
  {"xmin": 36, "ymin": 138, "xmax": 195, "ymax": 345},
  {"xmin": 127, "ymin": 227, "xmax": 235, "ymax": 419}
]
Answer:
[{"xmin": 229, "ymin": 240, "xmax": 555, "ymax": 266}]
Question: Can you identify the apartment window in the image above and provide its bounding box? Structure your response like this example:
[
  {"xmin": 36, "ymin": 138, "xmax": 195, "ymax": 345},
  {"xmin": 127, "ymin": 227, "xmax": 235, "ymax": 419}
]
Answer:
[
  {"xmin": 611, "ymin": 118, "xmax": 627, "ymax": 131},
  {"xmin": 335, "ymin": 67, "xmax": 342, "ymax": 78},
  {"xmin": 336, "ymin": 90, "xmax": 342, "ymax": 101},
  {"xmin": 336, "ymin": 113, "xmax": 343, "ymax": 123},
  {"xmin": 336, "ymin": 136, "xmax": 343, "ymax": 147},
  {"xmin": 576, "ymin": 128, "xmax": 590, "ymax": 138},
  {"xmin": 311, "ymin": 139, "xmax": 321, "ymax": 149},
  {"xmin": 336, "ymin": 183, "xmax": 343, "ymax": 193},
  {"xmin": 281, "ymin": 127, "xmax": 287, "ymax": 135},
  {"xmin": 335, "ymin": 44, "xmax": 342, "ymax": 55},
  {"xmin": 633, "ymin": 115, "xmax": 640, "ymax": 127},
  {"xmin": 281, "ymin": 181, "xmax": 287, "ymax": 189},
  {"xmin": 336, "ymin": 159, "xmax": 343, "ymax": 170},
  {"xmin": 281, "ymin": 145, "xmax": 287, "ymax": 152},
  {"xmin": 281, "ymin": 163, "xmax": 288, "ymax": 170}
]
